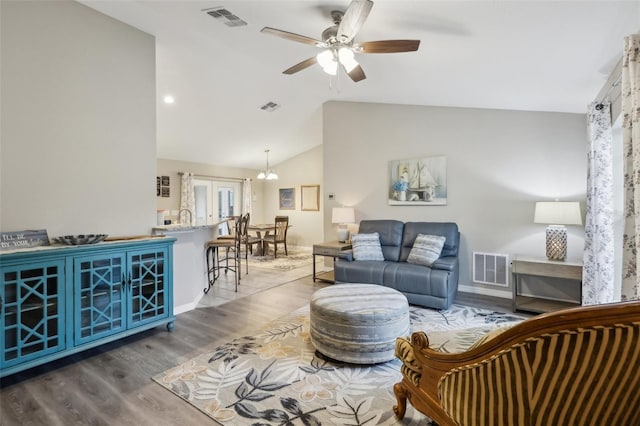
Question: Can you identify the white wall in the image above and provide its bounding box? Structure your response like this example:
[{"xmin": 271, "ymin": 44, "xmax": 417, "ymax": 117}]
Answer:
[
  {"xmin": 1, "ymin": 1, "xmax": 156, "ymax": 236},
  {"xmin": 262, "ymin": 145, "xmax": 324, "ymax": 248},
  {"xmin": 323, "ymin": 101, "xmax": 587, "ymax": 297}
]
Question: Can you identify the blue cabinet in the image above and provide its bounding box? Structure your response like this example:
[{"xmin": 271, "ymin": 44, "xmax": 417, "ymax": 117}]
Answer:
[
  {"xmin": 128, "ymin": 248, "xmax": 171, "ymax": 330},
  {"xmin": 0, "ymin": 238, "xmax": 175, "ymax": 378},
  {"xmin": 1, "ymin": 260, "xmax": 66, "ymax": 369}
]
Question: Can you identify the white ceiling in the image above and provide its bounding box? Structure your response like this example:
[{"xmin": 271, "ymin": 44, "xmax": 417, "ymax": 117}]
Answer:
[{"xmin": 80, "ymin": 0, "xmax": 639, "ymax": 169}]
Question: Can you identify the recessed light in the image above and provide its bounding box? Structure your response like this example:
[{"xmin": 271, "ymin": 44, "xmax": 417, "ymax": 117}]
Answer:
[{"xmin": 163, "ymin": 95, "xmax": 175, "ymax": 104}]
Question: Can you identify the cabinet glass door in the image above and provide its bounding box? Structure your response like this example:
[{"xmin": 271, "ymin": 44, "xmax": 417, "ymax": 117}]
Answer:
[
  {"xmin": 1, "ymin": 260, "xmax": 65, "ymax": 368},
  {"xmin": 128, "ymin": 248, "xmax": 169, "ymax": 328},
  {"xmin": 74, "ymin": 253, "xmax": 126, "ymax": 345}
]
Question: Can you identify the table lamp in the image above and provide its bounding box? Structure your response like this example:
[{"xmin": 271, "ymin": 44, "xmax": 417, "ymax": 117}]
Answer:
[
  {"xmin": 534, "ymin": 201, "xmax": 582, "ymax": 261},
  {"xmin": 332, "ymin": 207, "xmax": 355, "ymax": 243}
]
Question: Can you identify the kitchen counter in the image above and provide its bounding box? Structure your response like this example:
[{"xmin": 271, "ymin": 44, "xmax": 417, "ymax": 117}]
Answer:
[
  {"xmin": 152, "ymin": 222, "xmax": 224, "ymax": 233},
  {"xmin": 152, "ymin": 218, "xmax": 228, "ymax": 314}
]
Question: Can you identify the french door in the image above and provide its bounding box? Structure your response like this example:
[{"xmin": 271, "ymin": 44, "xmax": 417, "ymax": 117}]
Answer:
[{"xmin": 194, "ymin": 179, "xmax": 242, "ymax": 233}]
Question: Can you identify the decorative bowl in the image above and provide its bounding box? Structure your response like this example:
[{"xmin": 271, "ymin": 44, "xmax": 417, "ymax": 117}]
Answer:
[{"xmin": 53, "ymin": 234, "xmax": 108, "ymax": 245}]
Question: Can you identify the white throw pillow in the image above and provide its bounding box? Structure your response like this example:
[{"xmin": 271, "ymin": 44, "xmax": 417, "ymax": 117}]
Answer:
[
  {"xmin": 351, "ymin": 232, "xmax": 385, "ymax": 261},
  {"xmin": 407, "ymin": 234, "xmax": 446, "ymax": 267}
]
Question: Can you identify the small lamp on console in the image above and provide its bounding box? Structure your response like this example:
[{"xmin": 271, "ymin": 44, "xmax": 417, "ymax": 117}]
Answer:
[
  {"xmin": 332, "ymin": 207, "xmax": 355, "ymax": 243},
  {"xmin": 534, "ymin": 201, "xmax": 582, "ymax": 261}
]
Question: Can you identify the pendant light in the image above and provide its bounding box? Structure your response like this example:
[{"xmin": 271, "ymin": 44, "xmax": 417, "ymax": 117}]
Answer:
[{"xmin": 257, "ymin": 149, "xmax": 278, "ymax": 180}]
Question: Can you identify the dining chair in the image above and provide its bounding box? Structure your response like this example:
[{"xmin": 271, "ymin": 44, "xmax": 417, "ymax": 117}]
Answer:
[
  {"xmin": 217, "ymin": 215, "xmax": 240, "ymax": 240},
  {"xmin": 263, "ymin": 215, "xmax": 289, "ymax": 258},
  {"xmin": 238, "ymin": 213, "xmax": 261, "ymax": 273},
  {"xmin": 245, "ymin": 217, "xmax": 264, "ymax": 255}
]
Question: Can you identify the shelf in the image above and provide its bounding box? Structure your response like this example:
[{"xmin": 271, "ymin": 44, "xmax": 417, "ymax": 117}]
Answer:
[
  {"xmin": 315, "ymin": 270, "xmax": 335, "ymax": 283},
  {"xmin": 5, "ymin": 301, "xmax": 59, "ymax": 315},
  {"xmin": 512, "ymin": 255, "xmax": 583, "ymax": 314},
  {"xmin": 514, "ymin": 295, "xmax": 580, "ymax": 314},
  {"xmin": 312, "ymin": 241, "xmax": 351, "ymax": 284}
]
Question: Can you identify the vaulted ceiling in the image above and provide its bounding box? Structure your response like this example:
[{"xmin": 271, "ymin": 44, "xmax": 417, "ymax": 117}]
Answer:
[{"xmin": 80, "ymin": 1, "xmax": 639, "ymax": 169}]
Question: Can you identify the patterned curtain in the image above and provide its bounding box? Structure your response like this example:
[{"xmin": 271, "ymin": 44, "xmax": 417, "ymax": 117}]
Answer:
[
  {"xmin": 583, "ymin": 101, "xmax": 615, "ymax": 305},
  {"xmin": 242, "ymin": 178, "xmax": 252, "ymax": 222},
  {"xmin": 622, "ymin": 34, "xmax": 640, "ymax": 301},
  {"xmin": 180, "ymin": 172, "xmax": 195, "ymax": 225}
]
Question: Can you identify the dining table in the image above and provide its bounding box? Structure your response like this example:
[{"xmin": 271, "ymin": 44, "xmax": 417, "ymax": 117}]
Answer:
[{"xmin": 247, "ymin": 223, "xmax": 291, "ymax": 256}]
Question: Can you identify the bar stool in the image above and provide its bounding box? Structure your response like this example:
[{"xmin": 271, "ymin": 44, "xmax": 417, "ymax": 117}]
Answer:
[{"xmin": 204, "ymin": 219, "xmax": 241, "ymax": 294}]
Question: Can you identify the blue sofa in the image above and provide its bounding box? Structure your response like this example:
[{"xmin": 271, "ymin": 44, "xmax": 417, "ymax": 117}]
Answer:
[{"xmin": 334, "ymin": 220, "xmax": 460, "ymax": 309}]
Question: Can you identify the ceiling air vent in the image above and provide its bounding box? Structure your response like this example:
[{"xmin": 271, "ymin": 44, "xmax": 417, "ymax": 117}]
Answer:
[
  {"xmin": 260, "ymin": 102, "xmax": 280, "ymax": 112},
  {"xmin": 203, "ymin": 7, "xmax": 247, "ymax": 27}
]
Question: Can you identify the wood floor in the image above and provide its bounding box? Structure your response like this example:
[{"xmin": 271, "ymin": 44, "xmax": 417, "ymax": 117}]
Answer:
[{"xmin": 0, "ymin": 272, "xmax": 517, "ymax": 426}]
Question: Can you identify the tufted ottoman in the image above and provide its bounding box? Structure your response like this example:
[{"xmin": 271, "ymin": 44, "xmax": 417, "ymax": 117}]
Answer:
[{"xmin": 310, "ymin": 283, "xmax": 410, "ymax": 364}]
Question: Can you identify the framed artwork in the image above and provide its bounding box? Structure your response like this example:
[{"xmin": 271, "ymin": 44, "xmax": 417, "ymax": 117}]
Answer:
[
  {"xmin": 388, "ymin": 156, "xmax": 447, "ymax": 205},
  {"xmin": 301, "ymin": 185, "xmax": 320, "ymax": 211},
  {"xmin": 158, "ymin": 175, "xmax": 170, "ymax": 197},
  {"xmin": 279, "ymin": 188, "xmax": 295, "ymax": 210}
]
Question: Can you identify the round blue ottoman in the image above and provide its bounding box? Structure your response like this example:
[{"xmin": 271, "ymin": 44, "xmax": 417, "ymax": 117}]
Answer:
[{"xmin": 310, "ymin": 283, "xmax": 410, "ymax": 364}]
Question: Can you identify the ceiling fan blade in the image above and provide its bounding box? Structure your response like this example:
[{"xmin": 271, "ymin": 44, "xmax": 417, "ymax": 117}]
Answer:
[
  {"xmin": 337, "ymin": 0, "xmax": 373, "ymax": 43},
  {"xmin": 283, "ymin": 57, "xmax": 318, "ymax": 75},
  {"xmin": 354, "ymin": 40, "xmax": 421, "ymax": 54},
  {"xmin": 261, "ymin": 27, "xmax": 326, "ymax": 47},
  {"xmin": 345, "ymin": 64, "xmax": 366, "ymax": 82}
]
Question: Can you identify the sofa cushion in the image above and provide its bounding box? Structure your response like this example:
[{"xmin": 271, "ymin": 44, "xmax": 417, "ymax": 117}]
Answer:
[
  {"xmin": 400, "ymin": 222, "xmax": 460, "ymax": 262},
  {"xmin": 351, "ymin": 232, "xmax": 384, "ymax": 261},
  {"xmin": 358, "ymin": 220, "xmax": 404, "ymax": 262},
  {"xmin": 334, "ymin": 259, "xmax": 389, "ymax": 283},
  {"xmin": 407, "ymin": 234, "xmax": 446, "ymax": 267}
]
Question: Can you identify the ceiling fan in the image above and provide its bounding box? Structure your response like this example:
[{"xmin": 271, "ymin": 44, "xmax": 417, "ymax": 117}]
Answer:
[{"xmin": 260, "ymin": 0, "xmax": 420, "ymax": 83}]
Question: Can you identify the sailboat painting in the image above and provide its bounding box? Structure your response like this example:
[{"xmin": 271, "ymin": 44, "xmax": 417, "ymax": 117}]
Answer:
[{"xmin": 388, "ymin": 156, "xmax": 447, "ymax": 205}]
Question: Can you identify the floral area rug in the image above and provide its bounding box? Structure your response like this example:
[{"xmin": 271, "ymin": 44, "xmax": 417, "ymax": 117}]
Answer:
[
  {"xmin": 247, "ymin": 249, "xmax": 318, "ymax": 271},
  {"xmin": 153, "ymin": 304, "xmax": 524, "ymax": 425}
]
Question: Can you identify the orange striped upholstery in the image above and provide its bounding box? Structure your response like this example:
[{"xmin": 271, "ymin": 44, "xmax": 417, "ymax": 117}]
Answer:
[
  {"xmin": 396, "ymin": 337, "xmax": 422, "ymax": 386},
  {"xmin": 438, "ymin": 322, "xmax": 640, "ymax": 426}
]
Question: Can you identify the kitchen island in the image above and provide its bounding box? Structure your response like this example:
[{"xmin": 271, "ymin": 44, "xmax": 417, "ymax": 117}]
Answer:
[{"xmin": 153, "ymin": 219, "xmax": 227, "ymax": 314}]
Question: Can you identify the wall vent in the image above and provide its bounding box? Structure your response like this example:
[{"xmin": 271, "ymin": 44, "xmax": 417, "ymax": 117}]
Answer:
[
  {"xmin": 260, "ymin": 101, "xmax": 280, "ymax": 112},
  {"xmin": 473, "ymin": 252, "xmax": 509, "ymax": 287},
  {"xmin": 203, "ymin": 7, "xmax": 247, "ymax": 27}
]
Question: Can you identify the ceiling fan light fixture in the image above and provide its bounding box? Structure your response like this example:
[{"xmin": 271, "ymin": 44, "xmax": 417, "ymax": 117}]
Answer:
[
  {"xmin": 317, "ymin": 50, "xmax": 338, "ymax": 75},
  {"xmin": 338, "ymin": 47, "xmax": 358, "ymax": 72},
  {"xmin": 261, "ymin": 0, "xmax": 420, "ymax": 83},
  {"xmin": 316, "ymin": 49, "xmax": 334, "ymax": 68},
  {"xmin": 323, "ymin": 61, "xmax": 338, "ymax": 75}
]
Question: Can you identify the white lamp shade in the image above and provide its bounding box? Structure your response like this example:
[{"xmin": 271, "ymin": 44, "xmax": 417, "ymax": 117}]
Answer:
[
  {"xmin": 332, "ymin": 207, "xmax": 355, "ymax": 224},
  {"xmin": 534, "ymin": 202, "xmax": 582, "ymax": 225}
]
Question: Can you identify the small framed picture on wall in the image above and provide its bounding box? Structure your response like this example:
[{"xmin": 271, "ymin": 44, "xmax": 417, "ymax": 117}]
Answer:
[
  {"xmin": 301, "ymin": 185, "xmax": 320, "ymax": 211},
  {"xmin": 279, "ymin": 188, "xmax": 295, "ymax": 210}
]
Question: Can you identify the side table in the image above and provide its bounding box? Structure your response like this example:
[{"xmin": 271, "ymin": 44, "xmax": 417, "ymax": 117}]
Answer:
[
  {"xmin": 512, "ymin": 255, "xmax": 583, "ymax": 314},
  {"xmin": 313, "ymin": 241, "xmax": 352, "ymax": 283}
]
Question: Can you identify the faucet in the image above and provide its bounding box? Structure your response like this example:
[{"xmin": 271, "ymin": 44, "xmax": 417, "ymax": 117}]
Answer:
[{"xmin": 178, "ymin": 209, "xmax": 193, "ymax": 225}]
